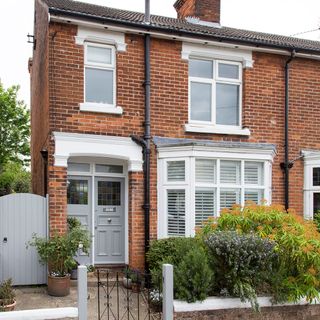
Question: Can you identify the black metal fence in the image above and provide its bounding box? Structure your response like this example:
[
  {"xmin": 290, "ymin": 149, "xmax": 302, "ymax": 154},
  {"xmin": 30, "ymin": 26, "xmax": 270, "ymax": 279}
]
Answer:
[{"xmin": 97, "ymin": 269, "xmax": 162, "ymax": 320}]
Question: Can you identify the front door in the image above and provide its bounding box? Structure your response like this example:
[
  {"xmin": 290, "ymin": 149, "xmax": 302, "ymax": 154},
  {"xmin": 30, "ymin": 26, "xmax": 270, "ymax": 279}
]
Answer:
[{"xmin": 95, "ymin": 177, "xmax": 125, "ymax": 264}]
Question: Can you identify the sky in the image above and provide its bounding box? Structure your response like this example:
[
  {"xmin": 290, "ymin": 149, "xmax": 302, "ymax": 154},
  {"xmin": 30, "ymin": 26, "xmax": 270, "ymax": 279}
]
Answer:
[{"xmin": 0, "ymin": 0, "xmax": 319, "ymax": 107}]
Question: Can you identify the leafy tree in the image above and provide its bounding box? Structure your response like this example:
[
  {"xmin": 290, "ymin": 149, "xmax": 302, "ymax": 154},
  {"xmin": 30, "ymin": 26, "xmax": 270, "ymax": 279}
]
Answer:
[
  {"xmin": 0, "ymin": 83, "xmax": 30, "ymax": 167},
  {"xmin": 0, "ymin": 161, "xmax": 31, "ymax": 196}
]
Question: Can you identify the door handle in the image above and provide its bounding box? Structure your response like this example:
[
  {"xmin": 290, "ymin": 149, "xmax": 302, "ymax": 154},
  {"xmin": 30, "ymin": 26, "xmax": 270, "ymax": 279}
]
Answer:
[
  {"xmin": 108, "ymin": 218, "xmax": 112, "ymax": 223},
  {"xmin": 3, "ymin": 237, "xmax": 7, "ymax": 243}
]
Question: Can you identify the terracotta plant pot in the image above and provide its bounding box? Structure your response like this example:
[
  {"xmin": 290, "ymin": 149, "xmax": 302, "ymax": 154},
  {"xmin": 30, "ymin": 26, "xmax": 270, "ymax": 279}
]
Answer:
[
  {"xmin": 0, "ymin": 299, "xmax": 16, "ymax": 312},
  {"xmin": 47, "ymin": 274, "xmax": 70, "ymax": 297}
]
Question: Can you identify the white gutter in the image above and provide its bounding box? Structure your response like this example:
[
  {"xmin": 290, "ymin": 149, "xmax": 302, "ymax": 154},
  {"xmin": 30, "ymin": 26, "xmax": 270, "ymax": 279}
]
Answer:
[{"xmin": 49, "ymin": 15, "xmax": 320, "ymax": 61}]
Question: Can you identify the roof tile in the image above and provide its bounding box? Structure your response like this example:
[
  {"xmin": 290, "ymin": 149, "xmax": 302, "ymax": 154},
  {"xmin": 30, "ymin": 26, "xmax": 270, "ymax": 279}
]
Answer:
[{"xmin": 44, "ymin": 0, "xmax": 320, "ymax": 54}]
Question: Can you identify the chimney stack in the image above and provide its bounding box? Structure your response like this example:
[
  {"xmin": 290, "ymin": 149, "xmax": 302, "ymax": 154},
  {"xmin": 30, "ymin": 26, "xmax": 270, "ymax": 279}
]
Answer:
[{"xmin": 174, "ymin": 0, "xmax": 221, "ymax": 24}]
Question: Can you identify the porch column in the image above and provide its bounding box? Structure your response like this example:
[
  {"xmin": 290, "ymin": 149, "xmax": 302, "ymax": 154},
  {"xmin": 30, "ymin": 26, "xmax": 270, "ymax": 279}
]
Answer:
[
  {"xmin": 48, "ymin": 165, "xmax": 68, "ymax": 235},
  {"xmin": 128, "ymin": 171, "xmax": 145, "ymax": 270}
]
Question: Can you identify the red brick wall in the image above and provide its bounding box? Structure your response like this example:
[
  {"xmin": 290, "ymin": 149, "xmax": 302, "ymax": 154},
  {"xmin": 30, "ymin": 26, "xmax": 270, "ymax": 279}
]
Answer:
[
  {"xmin": 174, "ymin": 304, "xmax": 320, "ymax": 320},
  {"xmin": 31, "ymin": 19, "xmax": 320, "ymax": 267},
  {"xmin": 174, "ymin": 0, "xmax": 221, "ymax": 23},
  {"xmin": 128, "ymin": 172, "xmax": 145, "ymax": 269}
]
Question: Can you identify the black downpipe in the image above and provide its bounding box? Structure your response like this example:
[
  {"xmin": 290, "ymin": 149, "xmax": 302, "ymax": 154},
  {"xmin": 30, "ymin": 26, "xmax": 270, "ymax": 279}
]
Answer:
[
  {"xmin": 283, "ymin": 51, "xmax": 295, "ymax": 211},
  {"xmin": 131, "ymin": 15, "xmax": 151, "ymax": 271},
  {"xmin": 40, "ymin": 149, "xmax": 48, "ymax": 196},
  {"xmin": 143, "ymin": 33, "xmax": 151, "ymax": 272}
]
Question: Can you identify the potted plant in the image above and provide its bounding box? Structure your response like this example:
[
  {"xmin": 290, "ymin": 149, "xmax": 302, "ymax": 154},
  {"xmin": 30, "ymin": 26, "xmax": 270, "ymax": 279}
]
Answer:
[
  {"xmin": 87, "ymin": 265, "xmax": 96, "ymax": 278},
  {"xmin": 29, "ymin": 224, "xmax": 90, "ymax": 297},
  {"xmin": 122, "ymin": 266, "xmax": 132, "ymax": 289},
  {"xmin": 130, "ymin": 269, "xmax": 143, "ymax": 293},
  {"xmin": 0, "ymin": 279, "xmax": 16, "ymax": 312}
]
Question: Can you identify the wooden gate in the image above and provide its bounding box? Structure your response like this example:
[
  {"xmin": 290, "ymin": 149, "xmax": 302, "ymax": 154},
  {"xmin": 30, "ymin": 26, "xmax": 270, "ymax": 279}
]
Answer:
[{"xmin": 0, "ymin": 193, "xmax": 47, "ymax": 285}]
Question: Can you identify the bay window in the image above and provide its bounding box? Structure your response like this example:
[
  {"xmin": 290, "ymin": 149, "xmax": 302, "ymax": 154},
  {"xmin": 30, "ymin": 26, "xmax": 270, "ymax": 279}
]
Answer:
[
  {"xmin": 303, "ymin": 151, "xmax": 320, "ymax": 219},
  {"xmin": 158, "ymin": 152, "xmax": 272, "ymax": 238}
]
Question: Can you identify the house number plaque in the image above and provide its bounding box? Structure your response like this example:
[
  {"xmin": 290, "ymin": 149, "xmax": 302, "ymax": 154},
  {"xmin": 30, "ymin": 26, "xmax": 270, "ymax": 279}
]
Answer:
[{"xmin": 103, "ymin": 207, "xmax": 116, "ymax": 212}]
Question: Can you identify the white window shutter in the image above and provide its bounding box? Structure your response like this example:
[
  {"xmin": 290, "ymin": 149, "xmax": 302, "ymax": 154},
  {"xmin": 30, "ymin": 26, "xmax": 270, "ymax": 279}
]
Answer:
[
  {"xmin": 195, "ymin": 189, "xmax": 216, "ymax": 227},
  {"xmin": 220, "ymin": 161, "xmax": 241, "ymax": 184},
  {"xmin": 220, "ymin": 188, "xmax": 240, "ymax": 209},
  {"xmin": 167, "ymin": 161, "xmax": 185, "ymax": 181},
  {"xmin": 245, "ymin": 162, "xmax": 263, "ymax": 185},
  {"xmin": 167, "ymin": 190, "xmax": 185, "ymax": 236},
  {"xmin": 245, "ymin": 189, "xmax": 263, "ymax": 204},
  {"xmin": 196, "ymin": 159, "xmax": 216, "ymax": 183}
]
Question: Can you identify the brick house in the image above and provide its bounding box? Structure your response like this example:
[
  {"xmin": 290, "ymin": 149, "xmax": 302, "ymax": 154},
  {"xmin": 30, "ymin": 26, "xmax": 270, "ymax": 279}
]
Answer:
[{"xmin": 30, "ymin": 0, "xmax": 320, "ymax": 269}]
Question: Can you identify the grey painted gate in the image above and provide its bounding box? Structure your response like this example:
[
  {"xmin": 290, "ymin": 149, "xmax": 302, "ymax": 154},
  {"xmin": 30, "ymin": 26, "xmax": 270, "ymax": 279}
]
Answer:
[{"xmin": 0, "ymin": 193, "xmax": 47, "ymax": 285}]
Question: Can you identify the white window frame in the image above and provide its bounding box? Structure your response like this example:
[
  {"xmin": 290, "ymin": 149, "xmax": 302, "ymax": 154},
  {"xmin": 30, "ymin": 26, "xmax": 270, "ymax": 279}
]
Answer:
[
  {"xmin": 302, "ymin": 150, "xmax": 320, "ymax": 219},
  {"xmin": 80, "ymin": 42, "xmax": 123, "ymax": 114},
  {"xmin": 188, "ymin": 58, "xmax": 243, "ymax": 129},
  {"xmin": 157, "ymin": 147, "xmax": 274, "ymax": 238}
]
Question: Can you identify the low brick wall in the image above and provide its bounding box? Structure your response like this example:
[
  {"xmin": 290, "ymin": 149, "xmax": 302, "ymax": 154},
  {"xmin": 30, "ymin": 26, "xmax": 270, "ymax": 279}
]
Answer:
[
  {"xmin": 174, "ymin": 304, "xmax": 320, "ymax": 320},
  {"xmin": 173, "ymin": 297, "xmax": 320, "ymax": 320}
]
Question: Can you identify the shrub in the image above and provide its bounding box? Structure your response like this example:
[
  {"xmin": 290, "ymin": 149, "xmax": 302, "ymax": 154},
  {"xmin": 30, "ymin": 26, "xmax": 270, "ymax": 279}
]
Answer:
[
  {"xmin": 0, "ymin": 279, "xmax": 15, "ymax": 309},
  {"xmin": 147, "ymin": 237, "xmax": 200, "ymax": 271},
  {"xmin": 175, "ymin": 246, "xmax": 213, "ymax": 302},
  {"xmin": 201, "ymin": 204, "xmax": 320, "ymax": 304},
  {"xmin": 147, "ymin": 237, "xmax": 212, "ymax": 302},
  {"xmin": 206, "ymin": 231, "xmax": 277, "ymax": 310},
  {"xmin": 314, "ymin": 212, "xmax": 320, "ymax": 232}
]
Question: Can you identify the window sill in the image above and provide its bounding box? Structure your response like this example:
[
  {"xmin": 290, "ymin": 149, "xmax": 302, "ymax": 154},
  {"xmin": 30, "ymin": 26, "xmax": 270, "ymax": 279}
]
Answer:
[
  {"xmin": 185, "ymin": 123, "xmax": 250, "ymax": 136},
  {"xmin": 80, "ymin": 103, "xmax": 123, "ymax": 115}
]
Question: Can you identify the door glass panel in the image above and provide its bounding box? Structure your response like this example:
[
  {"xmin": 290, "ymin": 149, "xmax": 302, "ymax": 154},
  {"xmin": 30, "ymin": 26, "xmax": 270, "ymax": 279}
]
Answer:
[
  {"xmin": 96, "ymin": 164, "xmax": 123, "ymax": 174},
  {"xmin": 313, "ymin": 168, "xmax": 320, "ymax": 186},
  {"xmin": 314, "ymin": 193, "xmax": 320, "ymax": 215},
  {"xmin": 67, "ymin": 179, "xmax": 88, "ymax": 205},
  {"xmin": 68, "ymin": 163, "xmax": 90, "ymax": 173},
  {"xmin": 98, "ymin": 181, "xmax": 121, "ymax": 206}
]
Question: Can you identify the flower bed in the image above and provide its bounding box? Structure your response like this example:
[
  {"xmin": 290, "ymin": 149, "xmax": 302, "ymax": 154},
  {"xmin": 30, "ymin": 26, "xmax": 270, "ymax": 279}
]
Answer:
[{"xmin": 147, "ymin": 204, "xmax": 320, "ymax": 311}]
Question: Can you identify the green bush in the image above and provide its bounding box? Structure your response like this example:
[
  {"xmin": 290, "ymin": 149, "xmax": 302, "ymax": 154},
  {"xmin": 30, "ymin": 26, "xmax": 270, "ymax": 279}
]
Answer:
[
  {"xmin": 206, "ymin": 231, "xmax": 277, "ymax": 311},
  {"xmin": 201, "ymin": 204, "xmax": 320, "ymax": 304},
  {"xmin": 175, "ymin": 246, "xmax": 213, "ymax": 302},
  {"xmin": 147, "ymin": 237, "xmax": 212, "ymax": 302},
  {"xmin": 29, "ymin": 225, "xmax": 91, "ymax": 277},
  {"xmin": 0, "ymin": 161, "xmax": 30, "ymax": 196},
  {"xmin": 0, "ymin": 279, "xmax": 15, "ymax": 309},
  {"xmin": 314, "ymin": 212, "xmax": 320, "ymax": 232},
  {"xmin": 147, "ymin": 237, "xmax": 200, "ymax": 271}
]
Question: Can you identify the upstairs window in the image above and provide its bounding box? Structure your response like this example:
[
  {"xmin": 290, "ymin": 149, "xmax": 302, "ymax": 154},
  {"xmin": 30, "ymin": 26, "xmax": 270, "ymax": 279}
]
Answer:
[
  {"xmin": 84, "ymin": 43, "xmax": 116, "ymax": 107},
  {"xmin": 80, "ymin": 43, "xmax": 122, "ymax": 114},
  {"xmin": 189, "ymin": 58, "xmax": 242, "ymax": 127}
]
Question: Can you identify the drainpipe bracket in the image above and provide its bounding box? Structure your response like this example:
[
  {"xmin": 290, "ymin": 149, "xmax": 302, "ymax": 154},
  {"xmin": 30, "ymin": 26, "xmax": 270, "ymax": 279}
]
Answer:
[{"xmin": 280, "ymin": 162, "xmax": 294, "ymax": 171}]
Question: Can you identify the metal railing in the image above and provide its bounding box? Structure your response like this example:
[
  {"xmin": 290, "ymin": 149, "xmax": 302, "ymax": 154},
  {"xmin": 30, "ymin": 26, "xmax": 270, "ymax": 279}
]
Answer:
[{"xmin": 97, "ymin": 268, "xmax": 163, "ymax": 320}]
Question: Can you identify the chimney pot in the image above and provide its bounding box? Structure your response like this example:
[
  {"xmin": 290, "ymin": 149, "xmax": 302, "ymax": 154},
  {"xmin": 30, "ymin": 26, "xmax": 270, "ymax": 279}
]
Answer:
[{"xmin": 174, "ymin": 0, "xmax": 221, "ymax": 24}]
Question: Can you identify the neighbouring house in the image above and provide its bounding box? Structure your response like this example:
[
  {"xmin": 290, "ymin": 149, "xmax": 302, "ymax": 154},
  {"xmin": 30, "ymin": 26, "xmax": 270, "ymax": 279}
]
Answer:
[{"xmin": 30, "ymin": 0, "xmax": 320, "ymax": 269}]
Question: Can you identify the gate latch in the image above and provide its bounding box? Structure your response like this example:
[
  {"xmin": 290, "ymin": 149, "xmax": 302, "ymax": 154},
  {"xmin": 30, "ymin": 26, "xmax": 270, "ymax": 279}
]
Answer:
[{"xmin": 3, "ymin": 237, "xmax": 7, "ymax": 243}]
